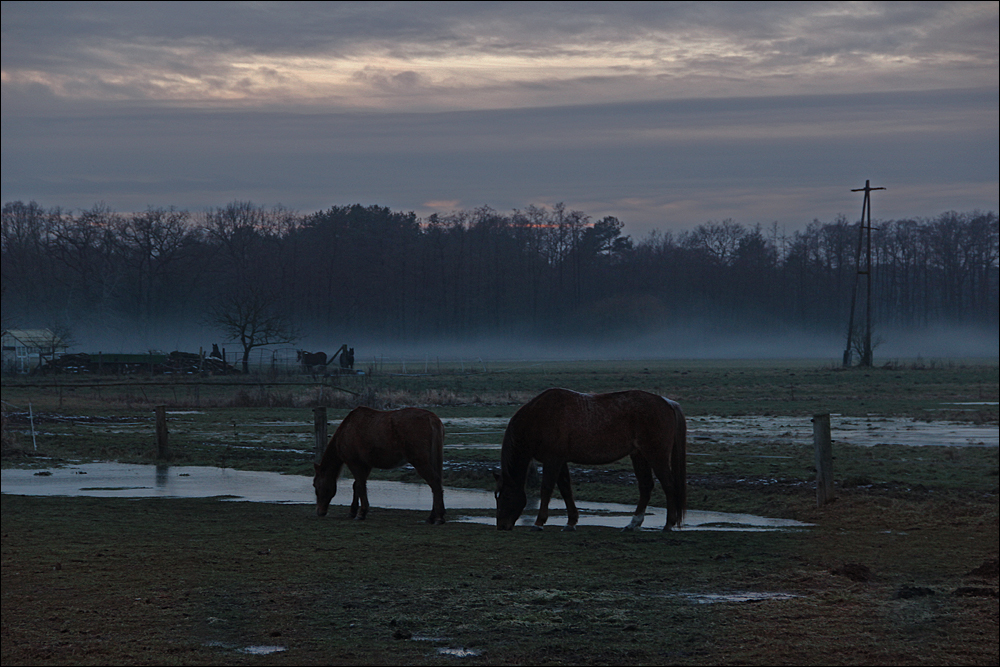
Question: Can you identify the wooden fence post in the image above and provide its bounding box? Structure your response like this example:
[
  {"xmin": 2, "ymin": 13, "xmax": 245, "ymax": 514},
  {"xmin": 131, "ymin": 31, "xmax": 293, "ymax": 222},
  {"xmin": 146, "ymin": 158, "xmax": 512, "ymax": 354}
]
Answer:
[
  {"xmin": 813, "ymin": 413, "xmax": 834, "ymax": 506},
  {"xmin": 313, "ymin": 406, "xmax": 328, "ymax": 463},
  {"xmin": 155, "ymin": 405, "xmax": 170, "ymax": 460}
]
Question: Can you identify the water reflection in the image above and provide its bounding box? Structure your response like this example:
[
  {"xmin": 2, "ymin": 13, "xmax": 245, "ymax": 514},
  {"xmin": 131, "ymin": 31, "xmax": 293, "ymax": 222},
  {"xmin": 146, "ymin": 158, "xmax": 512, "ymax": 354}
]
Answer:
[
  {"xmin": 1, "ymin": 462, "xmax": 812, "ymax": 531},
  {"xmin": 675, "ymin": 592, "xmax": 803, "ymax": 603},
  {"xmin": 238, "ymin": 646, "xmax": 286, "ymax": 655}
]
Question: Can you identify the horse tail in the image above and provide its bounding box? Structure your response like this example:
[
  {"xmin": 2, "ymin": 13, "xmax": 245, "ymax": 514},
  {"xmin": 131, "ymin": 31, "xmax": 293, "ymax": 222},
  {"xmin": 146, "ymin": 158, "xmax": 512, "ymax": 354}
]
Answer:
[
  {"xmin": 431, "ymin": 414, "xmax": 444, "ymax": 480},
  {"xmin": 670, "ymin": 400, "xmax": 687, "ymax": 526}
]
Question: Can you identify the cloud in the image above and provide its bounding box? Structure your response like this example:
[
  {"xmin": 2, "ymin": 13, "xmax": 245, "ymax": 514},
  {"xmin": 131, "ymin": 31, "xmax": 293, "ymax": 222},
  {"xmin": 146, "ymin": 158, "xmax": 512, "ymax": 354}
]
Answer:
[
  {"xmin": 3, "ymin": 86, "xmax": 995, "ymax": 236},
  {"xmin": 3, "ymin": 2, "xmax": 995, "ymax": 111},
  {"xmin": 2, "ymin": 3, "xmax": 996, "ymax": 235}
]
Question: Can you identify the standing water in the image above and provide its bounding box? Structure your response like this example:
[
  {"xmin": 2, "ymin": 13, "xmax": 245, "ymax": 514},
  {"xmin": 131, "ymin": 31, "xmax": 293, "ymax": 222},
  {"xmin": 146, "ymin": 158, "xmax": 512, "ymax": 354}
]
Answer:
[{"xmin": 1, "ymin": 463, "xmax": 812, "ymax": 531}]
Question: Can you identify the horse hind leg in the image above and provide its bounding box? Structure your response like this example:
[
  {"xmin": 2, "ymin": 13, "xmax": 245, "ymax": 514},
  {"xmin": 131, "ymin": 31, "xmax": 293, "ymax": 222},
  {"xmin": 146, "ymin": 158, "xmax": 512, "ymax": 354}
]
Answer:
[
  {"xmin": 532, "ymin": 463, "xmax": 560, "ymax": 531},
  {"xmin": 650, "ymin": 464, "xmax": 679, "ymax": 531},
  {"xmin": 430, "ymin": 486, "xmax": 446, "ymax": 525},
  {"xmin": 348, "ymin": 486, "xmax": 360, "ymax": 519},
  {"xmin": 555, "ymin": 463, "xmax": 578, "ymax": 532},
  {"xmin": 413, "ymin": 462, "xmax": 446, "ymax": 525},
  {"xmin": 626, "ymin": 453, "xmax": 654, "ymax": 531}
]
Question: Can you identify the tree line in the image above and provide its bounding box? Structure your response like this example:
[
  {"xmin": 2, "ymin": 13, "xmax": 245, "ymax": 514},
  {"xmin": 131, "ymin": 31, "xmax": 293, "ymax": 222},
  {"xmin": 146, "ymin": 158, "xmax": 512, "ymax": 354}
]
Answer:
[{"xmin": 2, "ymin": 200, "xmax": 997, "ymax": 353}]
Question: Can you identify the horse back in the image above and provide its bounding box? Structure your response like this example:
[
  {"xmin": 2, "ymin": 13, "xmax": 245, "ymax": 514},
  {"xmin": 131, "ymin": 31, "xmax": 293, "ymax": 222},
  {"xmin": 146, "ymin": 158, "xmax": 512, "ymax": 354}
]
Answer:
[
  {"xmin": 336, "ymin": 406, "xmax": 442, "ymax": 470},
  {"xmin": 509, "ymin": 388, "xmax": 681, "ymax": 465}
]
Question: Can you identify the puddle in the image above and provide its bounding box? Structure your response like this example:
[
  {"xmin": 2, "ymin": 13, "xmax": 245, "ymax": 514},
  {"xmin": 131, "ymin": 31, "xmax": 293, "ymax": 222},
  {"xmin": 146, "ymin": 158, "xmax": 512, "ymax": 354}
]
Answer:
[
  {"xmin": 238, "ymin": 645, "xmax": 287, "ymax": 655},
  {"xmin": 205, "ymin": 641, "xmax": 287, "ymax": 655},
  {"xmin": 29, "ymin": 415, "xmax": 994, "ymax": 450},
  {"xmin": 197, "ymin": 442, "xmax": 312, "ymax": 455},
  {"xmin": 674, "ymin": 592, "xmax": 802, "ymax": 604},
  {"xmin": 438, "ymin": 647, "xmax": 482, "ymax": 657},
  {"xmin": 1, "ymin": 463, "xmax": 811, "ymax": 531},
  {"xmin": 440, "ymin": 416, "xmax": 997, "ymax": 448},
  {"xmin": 687, "ymin": 415, "xmax": 997, "ymax": 448},
  {"xmin": 940, "ymin": 402, "xmax": 999, "ymax": 406},
  {"xmin": 454, "ymin": 504, "xmax": 812, "ymax": 532}
]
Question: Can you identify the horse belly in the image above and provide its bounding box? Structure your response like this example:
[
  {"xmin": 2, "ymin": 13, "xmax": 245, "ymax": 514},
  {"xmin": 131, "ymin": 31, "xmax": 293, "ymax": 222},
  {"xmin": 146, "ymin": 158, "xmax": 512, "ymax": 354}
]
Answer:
[
  {"xmin": 542, "ymin": 432, "xmax": 636, "ymax": 466},
  {"xmin": 363, "ymin": 449, "xmax": 408, "ymax": 470},
  {"xmin": 568, "ymin": 447, "xmax": 634, "ymax": 466}
]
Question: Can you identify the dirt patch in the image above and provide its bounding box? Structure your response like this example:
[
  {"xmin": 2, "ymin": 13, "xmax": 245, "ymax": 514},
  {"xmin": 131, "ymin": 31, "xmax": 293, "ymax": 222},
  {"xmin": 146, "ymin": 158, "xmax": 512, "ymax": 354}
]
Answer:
[
  {"xmin": 967, "ymin": 558, "xmax": 1000, "ymax": 578},
  {"xmin": 831, "ymin": 562, "xmax": 876, "ymax": 582}
]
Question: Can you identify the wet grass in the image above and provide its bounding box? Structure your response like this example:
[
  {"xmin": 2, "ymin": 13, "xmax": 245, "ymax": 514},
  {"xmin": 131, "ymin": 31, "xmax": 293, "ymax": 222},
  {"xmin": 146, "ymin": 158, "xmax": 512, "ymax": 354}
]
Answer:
[
  {"xmin": 3, "ymin": 358, "xmax": 996, "ymax": 473},
  {"xmin": 3, "ymin": 357, "xmax": 997, "ymax": 419},
  {"xmin": 2, "ymin": 490, "xmax": 997, "ymax": 666}
]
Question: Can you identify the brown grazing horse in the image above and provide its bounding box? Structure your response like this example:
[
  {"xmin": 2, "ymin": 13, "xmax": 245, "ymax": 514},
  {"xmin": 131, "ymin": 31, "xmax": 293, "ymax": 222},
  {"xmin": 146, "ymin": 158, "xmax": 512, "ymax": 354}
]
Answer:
[
  {"xmin": 313, "ymin": 406, "xmax": 446, "ymax": 523},
  {"xmin": 495, "ymin": 388, "xmax": 686, "ymax": 531},
  {"xmin": 297, "ymin": 350, "xmax": 329, "ymax": 369}
]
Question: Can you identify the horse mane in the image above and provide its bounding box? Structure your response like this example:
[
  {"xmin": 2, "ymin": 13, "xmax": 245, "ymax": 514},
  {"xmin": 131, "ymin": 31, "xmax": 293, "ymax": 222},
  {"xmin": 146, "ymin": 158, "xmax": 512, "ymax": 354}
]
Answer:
[
  {"xmin": 317, "ymin": 430, "xmax": 344, "ymax": 473},
  {"xmin": 499, "ymin": 420, "xmax": 533, "ymax": 485}
]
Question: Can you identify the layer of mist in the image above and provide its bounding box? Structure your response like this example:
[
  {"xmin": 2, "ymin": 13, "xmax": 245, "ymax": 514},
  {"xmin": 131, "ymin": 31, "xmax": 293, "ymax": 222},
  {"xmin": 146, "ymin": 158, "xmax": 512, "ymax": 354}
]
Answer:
[{"xmin": 62, "ymin": 319, "xmax": 998, "ymax": 363}]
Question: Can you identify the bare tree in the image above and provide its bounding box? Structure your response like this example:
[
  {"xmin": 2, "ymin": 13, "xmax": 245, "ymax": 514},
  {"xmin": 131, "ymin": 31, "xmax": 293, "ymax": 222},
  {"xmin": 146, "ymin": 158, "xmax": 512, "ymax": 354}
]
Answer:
[
  {"xmin": 48, "ymin": 203, "xmax": 123, "ymax": 308},
  {"xmin": 210, "ymin": 283, "xmax": 299, "ymax": 373},
  {"xmin": 114, "ymin": 207, "xmax": 194, "ymax": 322},
  {"xmin": 36, "ymin": 324, "xmax": 74, "ymax": 369},
  {"xmin": 686, "ymin": 219, "xmax": 746, "ymax": 266}
]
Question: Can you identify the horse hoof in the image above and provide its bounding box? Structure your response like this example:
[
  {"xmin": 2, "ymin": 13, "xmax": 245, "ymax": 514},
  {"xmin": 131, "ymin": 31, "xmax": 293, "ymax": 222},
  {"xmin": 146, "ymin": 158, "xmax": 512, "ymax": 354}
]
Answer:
[
  {"xmin": 561, "ymin": 525, "xmax": 576, "ymax": 532},
  {"xmin": 531, "ymin": 525, "xmax": 544, "ymax": 532}
]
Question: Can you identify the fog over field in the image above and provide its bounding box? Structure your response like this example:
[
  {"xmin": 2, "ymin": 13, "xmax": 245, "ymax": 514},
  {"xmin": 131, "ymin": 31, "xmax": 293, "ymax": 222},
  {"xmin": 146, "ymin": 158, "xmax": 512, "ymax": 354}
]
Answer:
[
  {"xmin": 63, "ymin": 319, "xmax": 997, "ymax": 364},
  {"xmin": 3, "ymin": 202, "xmax": 996, "ymax": 367}
]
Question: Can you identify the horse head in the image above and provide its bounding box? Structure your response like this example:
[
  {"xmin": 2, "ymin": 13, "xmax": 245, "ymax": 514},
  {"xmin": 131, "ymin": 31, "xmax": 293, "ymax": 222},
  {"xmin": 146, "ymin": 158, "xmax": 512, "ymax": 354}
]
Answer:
[
  {"xmin": 313, "ymin": 462, "xmax": 338, "ymax": 516},
  {"xmin": 494, "ymin": 471, "xmax": 527, "ymax": 531},
  {"xmin": 297, "ymin": 350, "xmax": 304, "ymax": 362}
]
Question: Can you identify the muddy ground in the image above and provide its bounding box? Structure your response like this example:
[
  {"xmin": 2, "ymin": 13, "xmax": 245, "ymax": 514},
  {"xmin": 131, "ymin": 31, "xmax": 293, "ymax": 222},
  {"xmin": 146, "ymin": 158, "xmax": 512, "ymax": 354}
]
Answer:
[{"xmin": 1, "ymin": 484, "xmax": 997, "ymax": 666}]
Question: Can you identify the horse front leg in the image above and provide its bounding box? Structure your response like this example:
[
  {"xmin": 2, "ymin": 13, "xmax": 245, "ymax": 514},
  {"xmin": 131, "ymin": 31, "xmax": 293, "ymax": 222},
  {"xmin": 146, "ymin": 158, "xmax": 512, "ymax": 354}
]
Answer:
[
  {"xmin": 555, "ymin": 463, "xmax": 578, "ymax": 531},
  {"xmin": 626, "ymin": 454, "xmax": 654, "ymax": 531},
  {"xmin": 350, "ymin": 466, "xmax": 372, "ymax": 520},
  {"xmin": 532, "ymin": 463, "xmax": 559, "ymax": 531}
]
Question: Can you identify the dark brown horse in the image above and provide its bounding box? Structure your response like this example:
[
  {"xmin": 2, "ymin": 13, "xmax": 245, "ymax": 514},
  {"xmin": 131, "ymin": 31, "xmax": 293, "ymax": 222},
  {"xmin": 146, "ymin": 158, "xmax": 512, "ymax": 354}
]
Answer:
[
  {"xmin": 313, "ymin": 407, "xmax": 446, "ymax": 524},
  {"xmin": 297, "ymin": 350, "xmax": 329, "ymax": 369},
  {"xmin": 495, "ymin": 388, "xmax": 686, "ymax": 531}
]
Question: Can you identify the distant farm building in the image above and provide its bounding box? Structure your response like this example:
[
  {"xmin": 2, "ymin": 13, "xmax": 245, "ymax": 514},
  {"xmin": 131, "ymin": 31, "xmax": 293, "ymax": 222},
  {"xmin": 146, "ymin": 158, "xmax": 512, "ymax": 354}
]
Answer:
[{"xmin": 1, "ymin": 329, "xmax": 70, "ymax": 374}]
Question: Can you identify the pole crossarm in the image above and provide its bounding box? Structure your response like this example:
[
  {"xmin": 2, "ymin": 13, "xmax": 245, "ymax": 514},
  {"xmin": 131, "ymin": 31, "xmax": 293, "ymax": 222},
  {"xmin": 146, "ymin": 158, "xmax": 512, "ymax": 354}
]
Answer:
[{"xmin": 850, "ymin": 185, "xmax": 887, "ymax": 194}]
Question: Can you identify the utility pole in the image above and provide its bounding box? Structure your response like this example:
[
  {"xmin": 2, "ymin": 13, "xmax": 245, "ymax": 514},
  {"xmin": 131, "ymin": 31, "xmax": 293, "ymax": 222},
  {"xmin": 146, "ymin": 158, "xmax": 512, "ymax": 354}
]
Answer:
[{"xmin": 843, "ymin": 180, "xmax": 885, "ymax": 367}]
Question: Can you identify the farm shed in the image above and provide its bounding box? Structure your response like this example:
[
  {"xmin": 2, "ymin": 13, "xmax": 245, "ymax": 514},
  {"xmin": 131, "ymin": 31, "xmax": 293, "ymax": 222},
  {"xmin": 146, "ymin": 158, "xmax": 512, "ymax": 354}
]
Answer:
[{"xmin": 1, "ymin": 329, "xmax": 69, "ymax": 374}]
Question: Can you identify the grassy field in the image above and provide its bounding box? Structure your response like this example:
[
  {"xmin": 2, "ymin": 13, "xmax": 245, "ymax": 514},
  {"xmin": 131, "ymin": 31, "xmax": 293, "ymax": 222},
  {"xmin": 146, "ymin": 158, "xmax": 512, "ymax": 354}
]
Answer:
[{"xmin": 2, "ymin": 359, "xmax": 998, "ymax": 665}]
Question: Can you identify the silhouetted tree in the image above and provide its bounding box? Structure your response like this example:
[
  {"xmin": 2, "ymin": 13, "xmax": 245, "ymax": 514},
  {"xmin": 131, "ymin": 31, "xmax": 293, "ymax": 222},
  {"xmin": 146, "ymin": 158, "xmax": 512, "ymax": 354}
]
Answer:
[{"xmin": 210, "ymin": 283, "xmax": 299, "ymax": 373}]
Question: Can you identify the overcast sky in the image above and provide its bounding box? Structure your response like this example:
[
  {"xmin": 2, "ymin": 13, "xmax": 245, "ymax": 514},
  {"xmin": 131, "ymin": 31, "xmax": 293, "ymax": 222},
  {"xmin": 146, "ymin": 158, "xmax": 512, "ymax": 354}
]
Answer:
[{"xmin": 2, "ymin": 1, "xmax": 997, "ymax": 238}]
